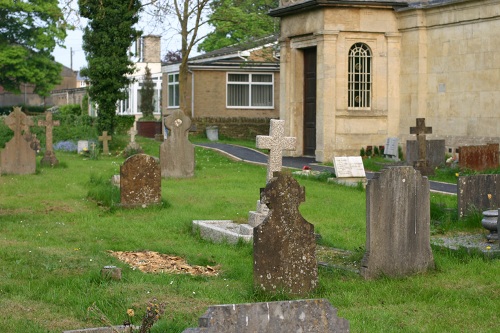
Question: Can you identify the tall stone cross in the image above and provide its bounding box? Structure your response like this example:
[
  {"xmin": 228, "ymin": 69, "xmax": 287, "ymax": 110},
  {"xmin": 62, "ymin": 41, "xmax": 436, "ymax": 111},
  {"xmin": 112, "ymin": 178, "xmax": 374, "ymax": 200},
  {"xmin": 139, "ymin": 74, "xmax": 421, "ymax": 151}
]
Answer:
[
  {"xmin": 128, "ymin": 127, "xmax": 137, "ymax": 143},
  {"xmin": 410, "ymin": 118, "xmax": 433, "ymax": 175},
  {"xmin": 98, "ymin": 131, "xmax": 112, "ymax": 155},
  {"xmin": 38, "ymin": 112, "xmax": 60, "ymax": 166},
  {"xmin": 256, "ymin": 119, "xmax": 296, "ymax": 182}
]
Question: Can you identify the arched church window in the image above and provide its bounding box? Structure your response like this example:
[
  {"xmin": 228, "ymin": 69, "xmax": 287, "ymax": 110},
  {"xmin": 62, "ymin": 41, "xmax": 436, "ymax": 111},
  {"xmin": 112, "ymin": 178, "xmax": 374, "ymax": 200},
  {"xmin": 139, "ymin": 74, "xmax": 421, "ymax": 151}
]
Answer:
[{"xmin": 348, "ymin": 43, "xmax": 371, "ymax": 109}]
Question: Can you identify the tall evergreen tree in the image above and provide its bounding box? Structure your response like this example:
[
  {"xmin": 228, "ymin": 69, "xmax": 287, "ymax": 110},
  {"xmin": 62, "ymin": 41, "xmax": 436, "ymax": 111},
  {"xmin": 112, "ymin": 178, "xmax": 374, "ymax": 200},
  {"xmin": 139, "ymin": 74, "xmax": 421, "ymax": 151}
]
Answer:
[
  {"xmin": 139, "ymin": 65, "xmax": 155, "ymax": 119},
  {"xmin": 198, "ymin": 0, "xmax": 279, "ymax": 53},
  {"xmin": 0, "ymin": 0, "xmax": 67, "ymax": 97},
  {"xmin": 78, "ymin": 0, "xmax": 142, "ymax": 134}
]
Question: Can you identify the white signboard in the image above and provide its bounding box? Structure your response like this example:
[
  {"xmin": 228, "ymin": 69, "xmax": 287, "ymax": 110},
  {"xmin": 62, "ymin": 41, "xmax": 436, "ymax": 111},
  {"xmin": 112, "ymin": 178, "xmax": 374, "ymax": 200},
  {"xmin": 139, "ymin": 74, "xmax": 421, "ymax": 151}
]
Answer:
[{"xmin": 334, "ymin": 156, "xmax": 366, "ymax": 178}]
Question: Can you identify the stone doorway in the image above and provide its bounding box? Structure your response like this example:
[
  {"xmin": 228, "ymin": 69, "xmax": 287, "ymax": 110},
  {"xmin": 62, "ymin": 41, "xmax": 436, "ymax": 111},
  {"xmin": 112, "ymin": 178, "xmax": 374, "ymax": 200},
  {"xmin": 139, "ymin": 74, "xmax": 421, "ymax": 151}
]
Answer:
[{"xmin": 303, "ymin": 47, "xmax": 317, "ymax": 156}]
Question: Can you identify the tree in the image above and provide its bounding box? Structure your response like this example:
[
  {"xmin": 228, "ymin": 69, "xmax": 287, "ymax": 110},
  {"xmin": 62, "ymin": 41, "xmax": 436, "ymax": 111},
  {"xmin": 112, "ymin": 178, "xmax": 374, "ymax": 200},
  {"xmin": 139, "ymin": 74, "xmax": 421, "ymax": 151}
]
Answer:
[
  {"xmin": 198, "ymin": 0, "xmax": 279, "ymax": 53},
  {"xmin": 163, "ymin": 49, "xmax": 182, "ymax": 63},
  {"xmin": 146, "ymin": 0, "xmax": 211, "ymax": 113},
  {"xmin": 78, "ymin": 0, "xmax": 142, "ymax": 135},
  {"xmin": 139, "ymin": 65, "xmax": 155, "ymax": 119},
  {"xmin": 0, "ymin": 0, "xmax": 67, "ymax": 97}
]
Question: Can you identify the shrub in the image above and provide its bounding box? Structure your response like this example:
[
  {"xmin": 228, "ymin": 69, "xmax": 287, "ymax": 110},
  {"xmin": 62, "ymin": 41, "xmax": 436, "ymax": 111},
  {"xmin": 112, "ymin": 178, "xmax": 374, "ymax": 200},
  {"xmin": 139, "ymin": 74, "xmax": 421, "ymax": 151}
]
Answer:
[{"xmin": 54, "ymin": 140, "xmax": 78, "ymax": 152}]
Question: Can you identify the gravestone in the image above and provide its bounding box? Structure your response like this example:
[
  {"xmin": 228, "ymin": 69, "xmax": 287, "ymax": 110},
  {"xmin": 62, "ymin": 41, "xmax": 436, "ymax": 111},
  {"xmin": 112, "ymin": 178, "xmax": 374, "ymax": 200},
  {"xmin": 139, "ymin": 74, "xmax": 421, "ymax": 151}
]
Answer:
[
  {"xmin": 457, "ymin": 174, "xmax": 500, "ymax": 217},
  {"xmin": 361, "ymin": 166, "xmax": 435, "ymax": 279},
  {"xmin": 0, "ymin": 107, "xmax": 36, "ymax": 175},
  {"xmin": 250, "ymin": 120, "xmax": 296, "ymax": 227},
  {"xmin": 125, "ymin": 127, "xmax": 142, "ymax": 152},
  {"xmin": 77, "ymin": 140, "xmax": 89, "ymax": 154},
  {"xmin": 256, "ymin": 119, "xmax": 296, "ymax": 183},
  {"xmin": 38, "ymin": 111, "xmax": 60, "ymax": 166},
  {"xmin": 330, "ymin": 156, "xmax": 367, "ymax": 187},
  {"xmin": 120, "ymin": 154, "xmax": 161, "ymax": 207},
  {"xmin": 160, "ymin": 110, "xmax": 194, "ymax": 178},
  {"xmin": 98, "ymin": 131, "xmax": 112, "ymax": 155},
  {"xmin": 181, "ymin": 299, "xmax": 349, "ymax": 333},
  {"xmin": 409, "ymin": 118, "xmax": 434, "ymax": 176},
  {"xmin": 254, "ymin": 172, "xmax": 317, "ymax": 296},
  {"xmin": 384, "ymin": 137, "xmax": 399, "ymax": 160},
  {"xmin": 459, "ymin": 143, "xmax": 499, "ymax": 171},
  {"xmin": 406, "ymin": 139, "xmax": 445, "ymax": 170}
]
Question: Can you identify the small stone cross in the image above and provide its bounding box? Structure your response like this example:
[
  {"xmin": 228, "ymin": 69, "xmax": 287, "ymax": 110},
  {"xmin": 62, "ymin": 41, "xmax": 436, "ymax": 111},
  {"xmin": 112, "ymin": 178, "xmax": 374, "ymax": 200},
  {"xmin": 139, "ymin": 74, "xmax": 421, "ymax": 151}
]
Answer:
[
  {"xmin": 38, "ymin": 112, "xmax": 60, "ymax": 153},
  {"xmin": 256, "ymin": 119, "xmax": 296, "ymax": 182},
  {"xmin": 410, "ymin": 118, "xmax": 433, "ymax": 174},
  {"xmin": 128, "ymin": 128, "xmax": 137, "ymax": 143},
  {"xmin": 4, "ymin": 107, "xmax": 33, "ymax": 139},
  {"xmin": 98, "ymin": 131, "xmax": 112, "ymax": 155}
]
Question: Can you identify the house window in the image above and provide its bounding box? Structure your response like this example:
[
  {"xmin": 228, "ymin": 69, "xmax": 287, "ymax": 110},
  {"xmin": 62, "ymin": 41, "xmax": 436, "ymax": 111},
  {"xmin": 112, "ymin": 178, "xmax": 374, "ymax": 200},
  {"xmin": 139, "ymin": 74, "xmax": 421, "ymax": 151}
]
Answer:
[
  {"xmin": 168, "ymin": 73, "xmax": 179, "ymax": 107},
  {"xmin": 348, "ymin": 43, "xmax": 371, "ymax": 109},
  {"xmin": 227, "ymin": 73, "xmax": 273, "ymax": 108}
]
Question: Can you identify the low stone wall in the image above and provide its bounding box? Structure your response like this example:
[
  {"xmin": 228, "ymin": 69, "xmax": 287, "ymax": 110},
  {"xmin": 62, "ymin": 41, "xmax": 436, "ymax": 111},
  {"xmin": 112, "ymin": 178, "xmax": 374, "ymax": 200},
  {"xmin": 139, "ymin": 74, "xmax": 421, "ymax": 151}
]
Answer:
[{"xmin": 192, "ymin": 117, "xmax": 274, "ymax": 140}]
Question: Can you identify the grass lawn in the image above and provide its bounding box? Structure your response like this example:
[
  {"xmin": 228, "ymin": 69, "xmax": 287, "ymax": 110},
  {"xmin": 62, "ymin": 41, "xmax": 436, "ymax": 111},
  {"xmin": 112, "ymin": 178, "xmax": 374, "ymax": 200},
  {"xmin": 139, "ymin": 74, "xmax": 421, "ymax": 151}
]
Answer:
[{"xmin": 0, "ymin": 136, "xmax": 498, "ymax": 332}]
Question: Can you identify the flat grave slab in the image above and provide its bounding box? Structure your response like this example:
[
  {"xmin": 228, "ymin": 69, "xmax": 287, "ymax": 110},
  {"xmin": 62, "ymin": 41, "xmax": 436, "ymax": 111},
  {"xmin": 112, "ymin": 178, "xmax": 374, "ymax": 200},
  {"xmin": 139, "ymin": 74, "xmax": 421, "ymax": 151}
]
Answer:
[{"xmin": 193, "ymin": 220, "xmax": 253, "ymax": 244}]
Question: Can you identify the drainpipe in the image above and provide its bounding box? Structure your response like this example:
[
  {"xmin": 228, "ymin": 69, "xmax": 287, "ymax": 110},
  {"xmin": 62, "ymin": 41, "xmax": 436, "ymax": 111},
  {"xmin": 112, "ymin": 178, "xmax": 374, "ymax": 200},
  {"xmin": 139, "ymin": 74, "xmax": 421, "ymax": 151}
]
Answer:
[{"xmin": 189, "ymin": 70, "xmax": 194, "ymax": 118}]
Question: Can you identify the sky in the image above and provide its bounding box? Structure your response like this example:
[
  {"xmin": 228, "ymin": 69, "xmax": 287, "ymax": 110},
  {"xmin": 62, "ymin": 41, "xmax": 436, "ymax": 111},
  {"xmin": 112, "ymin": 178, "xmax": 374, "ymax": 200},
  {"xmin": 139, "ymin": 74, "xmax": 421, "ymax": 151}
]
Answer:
[{"xmin": 52, "ymin": 10, "xmax": 210, "ymax": 72}]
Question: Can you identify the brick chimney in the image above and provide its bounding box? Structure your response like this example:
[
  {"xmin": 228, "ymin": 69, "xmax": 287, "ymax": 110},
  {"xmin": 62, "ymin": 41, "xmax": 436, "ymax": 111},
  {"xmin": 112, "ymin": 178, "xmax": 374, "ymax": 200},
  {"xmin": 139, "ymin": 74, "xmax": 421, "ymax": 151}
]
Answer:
[{"xmin": 142, "ymin": 35, "xmax": 161, "ymax": 63}]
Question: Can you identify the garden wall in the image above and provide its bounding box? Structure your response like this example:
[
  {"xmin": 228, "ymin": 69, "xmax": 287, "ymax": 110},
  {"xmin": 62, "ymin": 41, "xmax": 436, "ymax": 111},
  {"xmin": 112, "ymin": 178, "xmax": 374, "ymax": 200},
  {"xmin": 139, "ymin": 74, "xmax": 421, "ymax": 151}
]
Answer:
[{"xmin": 192, "ymin": 117, "xmax": 275, "ymax": 140}]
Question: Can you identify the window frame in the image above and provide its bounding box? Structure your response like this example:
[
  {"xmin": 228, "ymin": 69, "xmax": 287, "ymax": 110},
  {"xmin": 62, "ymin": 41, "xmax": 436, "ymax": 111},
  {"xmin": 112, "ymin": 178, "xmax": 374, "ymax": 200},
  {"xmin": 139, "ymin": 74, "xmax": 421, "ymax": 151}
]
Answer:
[
  {"xmin": 348, "ymin": 43, "xmax": 372, "ymax": 110},
  {"xmin": 167, "ymin": 73, "xmax": 180, "ymax": 108},
  {"xmin": 226, "ymin": 72, "xmax": 274, "ymax": 109}
]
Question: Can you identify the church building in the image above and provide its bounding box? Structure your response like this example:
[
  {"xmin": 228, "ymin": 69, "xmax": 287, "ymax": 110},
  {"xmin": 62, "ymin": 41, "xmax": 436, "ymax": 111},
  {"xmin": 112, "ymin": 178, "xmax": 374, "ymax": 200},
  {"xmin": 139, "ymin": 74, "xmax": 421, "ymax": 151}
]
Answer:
[{"xmin": 270, "ymin": 0, "xmax": 500, "ymax": 162}]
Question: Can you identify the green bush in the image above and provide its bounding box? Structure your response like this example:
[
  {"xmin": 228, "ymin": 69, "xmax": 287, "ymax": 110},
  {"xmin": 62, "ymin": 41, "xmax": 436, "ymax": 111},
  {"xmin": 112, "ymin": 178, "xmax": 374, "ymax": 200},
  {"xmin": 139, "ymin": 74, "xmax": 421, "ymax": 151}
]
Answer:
[
  {"xmin": 115, "ymin": 115, "xmax": 136, "ymax": 135},
  {"xmin": 59, "ymin": 104, "xmax": 82, "ymax": 116}
]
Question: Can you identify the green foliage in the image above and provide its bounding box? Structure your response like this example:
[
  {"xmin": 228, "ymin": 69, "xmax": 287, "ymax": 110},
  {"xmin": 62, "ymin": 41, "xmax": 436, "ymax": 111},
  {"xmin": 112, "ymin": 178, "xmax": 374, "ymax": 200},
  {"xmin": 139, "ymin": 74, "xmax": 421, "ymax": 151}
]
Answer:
[
  {"xmin": 198, "ymin": 0, "xmax": 279, "ymax": 52},
  {"xmin": 0, "ymin": 0, "xmax": 67, "ymax": 96},
  {"xmin": 121, "ymin": 144, "xmax": 144, "ymax": 159},
  {"xmin": 87, "ymin": 173, "xmax": 119, "ymax": 207},
  {"xmin": 114, "ymin": 115, "xmax": 136, "ymax": 135},
  {"xmin": 0, "ymin": 105, "xmax": 45, "ymax": 116},
  {"xmin": 58, "ymin": 104, "xmax": 82, "ymax": 116},
  {"xmin": 139, "ymin": 66, "xmax": 155, "ymax": 119},
  {"xmin": 82, "ymin": 93, "xmax": 90, "ymax": 115},
  {"xmin": 79, "ymin": 0, "xmax": 142, "ymax": 135},
  {"xmin": 360, "ymin": 147, "xmax": 365, "ymax": 157}
]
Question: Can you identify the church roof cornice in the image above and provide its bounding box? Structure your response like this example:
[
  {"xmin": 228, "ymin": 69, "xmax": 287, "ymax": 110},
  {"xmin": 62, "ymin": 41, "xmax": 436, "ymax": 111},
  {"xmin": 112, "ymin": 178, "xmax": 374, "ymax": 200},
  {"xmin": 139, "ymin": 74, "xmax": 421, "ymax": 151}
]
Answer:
[{"xmin": 269, "ymin": 0, "xmax": 409, "ymax": 17}]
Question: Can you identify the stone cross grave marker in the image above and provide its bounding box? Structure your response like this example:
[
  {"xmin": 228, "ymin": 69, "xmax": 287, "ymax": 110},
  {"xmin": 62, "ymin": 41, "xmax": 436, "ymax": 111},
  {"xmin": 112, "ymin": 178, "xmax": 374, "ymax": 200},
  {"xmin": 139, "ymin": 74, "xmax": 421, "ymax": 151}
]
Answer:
[
  {"xmin": 98, "ymin": 131, "xmax": 112, "ymax": 155},
  {"xmin": 128, "ymin": 127, "xmax": 137, "ymax": 143},
  {"xmin": 160, "ymin": 109, "xmax": 194, "ymax": 178},
  {"xmin": 254, "ymin": 172, "xmax": 317, "ymax": 296},
  {"xmin": 120, "ymin": 154, "xmax": 161, "ymax": 207},
  {"xmin": 181, "ymin": 299, "xmax": 349, "ymax": 333},
  {"xmin": 361, "ymin": 166, "xmax": 435, "ymax": 279},
  {"xmin": 38, "ymin": 112, "xmax": 60, "ymax": 166},
  {"xmin": 410, "ymin": 118, "xmax": 434, "ymax": 176},
  {"xmin": 256, "ymin": 119, "xmax": 296, "ymax": 183},
  {"xmin": 384, "ymin": 137, "xmax": 399, "ymax": 159},
  {"xmin": 0, "ymin": 107, "xmax": 36, "ymax": 174}
]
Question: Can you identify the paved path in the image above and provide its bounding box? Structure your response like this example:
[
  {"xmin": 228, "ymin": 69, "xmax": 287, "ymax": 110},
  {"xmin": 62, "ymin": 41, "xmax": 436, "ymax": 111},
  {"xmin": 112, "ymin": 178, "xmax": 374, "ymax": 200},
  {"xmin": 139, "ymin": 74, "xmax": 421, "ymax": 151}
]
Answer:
[{"xmin": 197, "ymin": 142, "xmax": 457, "ymax": 195}]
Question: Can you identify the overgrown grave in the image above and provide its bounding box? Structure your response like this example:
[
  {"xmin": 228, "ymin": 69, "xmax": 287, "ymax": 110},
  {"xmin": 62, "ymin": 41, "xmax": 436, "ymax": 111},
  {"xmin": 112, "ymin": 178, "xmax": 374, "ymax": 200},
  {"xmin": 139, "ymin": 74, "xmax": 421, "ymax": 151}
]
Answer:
[{"xmin": 193, "ymin": 119, "xmax": 296, "ymax": 244}]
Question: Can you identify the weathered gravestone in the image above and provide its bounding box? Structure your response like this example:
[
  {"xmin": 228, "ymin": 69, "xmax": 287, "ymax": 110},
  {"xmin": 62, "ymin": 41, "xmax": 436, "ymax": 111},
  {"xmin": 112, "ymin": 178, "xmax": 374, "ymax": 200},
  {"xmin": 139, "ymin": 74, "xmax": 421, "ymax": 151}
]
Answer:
[
  {"xmin": 406, "ymin": 139, "xmax": 445, "ymax": 170},
  {"xmin": 160, "ymin": 110, "xmax": 194, "ymax": 178},
  {"xmin": 38, "ymin": 111, "xmax": 60, "ymax": 166},
  {"xmin": 98, "ymin": 131, "xmax": 112, "ymax": 155},
  {"xmin": 384, "ymin": 137, "xmax": 399, "ymax": 160},
  {"xmin": 457, "ymin": 174, "xmax": 500, "ymax": 217},
  {"xmin": 181, "ymin": 299, "xmax": 349, "ymax": 333},
  {"xmin": 409, "ymin": 118, "xmax": 435, "ymax": 176},
  {"xmin": 459, "ymin": 143, "xmax": 499, "ymax": 171},
  {"xmin": 77, "ymin": 140, "xmax": 89, "ymax": 154},
  {"xmin": 120, "ymin": 154, "xmax": 161, "ymax": 207},
  {"xmin": 361, "ymin": 166, "xmax": 435, "ymax": 279},
  {"xmin": 0, "ymin": 107, "xmax": 36, "ymax": 175},
  {"xmin": 254, "ymin": 172, "xmax": 317, "ymax": 296},
  {"xmin": 249, "ymin": 119, "xmax": 296, "ymax": 227}
]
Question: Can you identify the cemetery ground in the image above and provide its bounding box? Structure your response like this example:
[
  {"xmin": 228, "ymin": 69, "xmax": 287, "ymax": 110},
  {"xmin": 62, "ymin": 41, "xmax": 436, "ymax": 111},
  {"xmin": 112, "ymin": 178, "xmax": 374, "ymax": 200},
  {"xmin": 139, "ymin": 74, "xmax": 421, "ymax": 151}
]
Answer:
[{"xmin": 0, "ymin": 136, "xmax": 499, "ymax": 332}]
